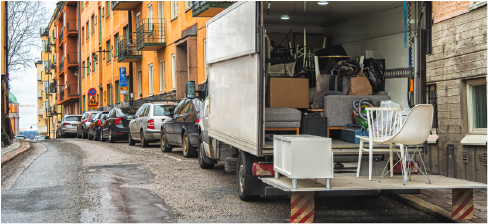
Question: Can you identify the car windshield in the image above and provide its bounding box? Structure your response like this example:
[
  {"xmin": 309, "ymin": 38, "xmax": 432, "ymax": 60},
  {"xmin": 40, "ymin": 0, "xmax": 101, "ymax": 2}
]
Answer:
[
  {"xmin": 65, "ymin": 116, "xmax": 81, "ymax": 121},
  {"xmin": 154, "ymin": 105, "xmax": 177, "ymax": 116},
  {"xmin": 117, "ymin": 108, "xmax": 138, "ymax": 119}
]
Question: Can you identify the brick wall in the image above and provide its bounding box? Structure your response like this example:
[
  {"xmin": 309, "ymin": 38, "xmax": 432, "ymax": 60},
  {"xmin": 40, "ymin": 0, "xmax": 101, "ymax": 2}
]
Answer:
[{"xmin": 425, "ymin": 5, "xmax": 487, "ymax": 183}]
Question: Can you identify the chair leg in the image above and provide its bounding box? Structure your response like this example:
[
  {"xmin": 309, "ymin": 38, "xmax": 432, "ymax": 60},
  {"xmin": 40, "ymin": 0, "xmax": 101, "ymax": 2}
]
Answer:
[
  {"xmin": 399, "ymin": 144, "xmax": 406, "ymax": 184},
  {"xmin": 369, "ymin": 141, "xmax": 373, "ymax": 181},
  {"xmin": 357, "ymin": 139, "xmax": 364, "ymax": 178},
  {"xmin": 389, "ymin": 143, "xmax": 393, "ymax": 178}
]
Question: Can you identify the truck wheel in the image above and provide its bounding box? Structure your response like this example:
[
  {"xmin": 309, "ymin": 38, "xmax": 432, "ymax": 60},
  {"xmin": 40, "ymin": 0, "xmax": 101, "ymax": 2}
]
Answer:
[
  {"xmin": 199, "ymin": 143, "xmax": 214, "ymax": 169},
  {"xmin": 182, "ymin": 132, "xmax": 197, "ymax": 158},
  {"xmin": 128, "ymin": 132, "xmax": 136, "ymax": 145},
  {"xmin": 141, "ymin": 130, "xmax": 149, "ymax": 148},
  {"xmin": 160, "ymin": 132, "xmax": 173, "ymax": 152},
  {"xmin": 237, "ymin": 150, "xmax": 260, "ymax": 201}
]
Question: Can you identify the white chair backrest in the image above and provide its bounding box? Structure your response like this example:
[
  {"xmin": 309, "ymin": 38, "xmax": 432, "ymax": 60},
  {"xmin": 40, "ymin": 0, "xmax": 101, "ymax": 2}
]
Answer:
[
  {"xmin": 366, "ymin": 107, "xmax": 403, "ymax": 142},
  {"xmin": 386, "ymin": 104, "xmax": 434, "ymax": 145}
]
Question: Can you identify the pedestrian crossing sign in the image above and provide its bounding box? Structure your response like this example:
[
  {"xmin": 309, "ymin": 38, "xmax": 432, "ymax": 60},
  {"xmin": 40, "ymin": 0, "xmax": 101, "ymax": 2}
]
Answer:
[{"xmin": 88, "ymin": 96, "xmax": 98, "ymax": 107}]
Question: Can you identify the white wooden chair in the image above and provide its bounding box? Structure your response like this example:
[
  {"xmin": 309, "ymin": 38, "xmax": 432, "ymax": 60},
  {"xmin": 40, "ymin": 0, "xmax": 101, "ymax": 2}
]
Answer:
[{"xmin": 356, "ymin": 105, "xmax": 434, "ymax": 183}]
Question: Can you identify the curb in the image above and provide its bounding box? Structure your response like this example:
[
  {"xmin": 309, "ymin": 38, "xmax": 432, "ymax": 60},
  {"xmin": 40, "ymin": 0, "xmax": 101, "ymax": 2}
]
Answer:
[
  {"xmin": 1, "ymin": 140, "xmax": 32, "ymax": 167},
  {"xmin": 391, "ymin": 194, "xmax": 472, "ymax": 223}
]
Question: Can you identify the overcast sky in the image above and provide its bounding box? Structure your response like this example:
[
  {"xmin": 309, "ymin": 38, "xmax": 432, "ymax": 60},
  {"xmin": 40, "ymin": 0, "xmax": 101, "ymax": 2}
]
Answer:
[{"xmin": 10, "ymin": 1, "xmax": 57, "ymax": 131}]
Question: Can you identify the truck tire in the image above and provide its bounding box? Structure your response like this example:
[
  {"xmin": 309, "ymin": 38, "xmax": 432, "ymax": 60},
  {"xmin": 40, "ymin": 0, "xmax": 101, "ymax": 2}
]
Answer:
[
  {"xmin": 225, "ymin": 157, "xmax": 238, "ymax": 173},
  {"xmin": 199, "ymin": 143, "xmax": 214, "ymax": 169},
  {"xmin": 183, "ymin": 132, "xmax": 197, "ymax": 158},
  {"xmin": 237, "ymin": 151, "xmax": 260, "ymax": 201},
  {"xmin": 160, "ymin": 132, "xmax": 173, "ymax": 152}
]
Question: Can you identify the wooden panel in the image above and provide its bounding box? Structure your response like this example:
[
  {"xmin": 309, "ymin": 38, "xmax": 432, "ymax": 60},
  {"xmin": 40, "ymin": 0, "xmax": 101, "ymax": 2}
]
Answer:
[
  {"xmin": 466, "ymin": 147, "xmax": 476, "ymax": 182},
  {"xmin": 455, "ymin": 143, "xmax": 466, "ymax": 180},
  {"xmin": 475, "ymin": 147, "xmax": 487, "ymax": 183},
  {"xmin": 430, "ymin": 145, "xmax": 439, "ymax": 174}
]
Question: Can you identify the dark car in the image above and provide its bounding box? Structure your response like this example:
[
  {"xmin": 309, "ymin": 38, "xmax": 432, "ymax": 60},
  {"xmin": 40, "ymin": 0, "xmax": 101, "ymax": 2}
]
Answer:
[
  {"xmin": 87, "ymin": 111, "xmax": 109, "ymax": 141},
  {"xmin": 77, "ymin": 111, "xmax": 99, "ymax": 139},
  {"xmin": 160, "ymin": 98, "xmax": 201, "ymax": 158},
  {"xmin": 100, "ymin": 107, "xmax": 139, "ymax": 143}
]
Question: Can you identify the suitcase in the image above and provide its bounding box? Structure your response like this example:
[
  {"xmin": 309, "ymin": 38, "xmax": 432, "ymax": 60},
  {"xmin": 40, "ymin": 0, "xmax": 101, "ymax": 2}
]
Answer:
[{"xmin": 341, "ymin": 124, "xmax": 368, "ymax": 144}]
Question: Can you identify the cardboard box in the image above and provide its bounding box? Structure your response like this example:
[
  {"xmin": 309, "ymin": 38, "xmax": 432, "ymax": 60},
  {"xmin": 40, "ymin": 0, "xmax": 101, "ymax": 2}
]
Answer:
[{"xmin": 269, "ymin": 78, "xmax": 309, "ymax": 108}]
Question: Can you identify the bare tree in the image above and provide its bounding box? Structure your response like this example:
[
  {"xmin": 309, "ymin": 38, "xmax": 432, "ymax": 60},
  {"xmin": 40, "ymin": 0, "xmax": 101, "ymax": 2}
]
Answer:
[{"xmin": 8, "ymin": 1, "xmax": 49, "ymax": 78}]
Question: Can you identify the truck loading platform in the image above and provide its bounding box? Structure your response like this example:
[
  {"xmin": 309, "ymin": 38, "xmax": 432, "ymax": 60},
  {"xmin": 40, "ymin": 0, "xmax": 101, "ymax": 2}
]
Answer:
[{"xmin": 261, "ymin": 175, "xmax": 487, "ymax": 192}]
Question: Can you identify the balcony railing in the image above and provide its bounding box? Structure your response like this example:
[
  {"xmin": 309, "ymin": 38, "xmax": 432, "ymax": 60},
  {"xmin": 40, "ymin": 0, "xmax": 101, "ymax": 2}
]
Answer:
[
  {"xmin": 50, "ymin": 81, "xmax": 57, "ymax": 93},
  {"xmin": 37, "ymin": 90, "xmax": 42, "ymax": 98},
  {"xmin": 192, "ymin": 1, "xmax": 235, "ymax": 17},
  {"xmin": 67, "ymin": 52, "xmax": 78, "ymax": 67},
  {"xmin": 43, "ymin": 60, "xmax": 52, "ymax": 74},
  {"xmin": 37, "ymin": 73, "xmax": 42, "ymax": 81},
  {"xmin": 59, "ymin": 56, "xmax": 65, "ymax": 74},
  {"xmin": 136, "ymin": 18, "xmax": 165, "ymax": 51},
  {"xmin": 67, "ymin": 19, "xmax": 78, "ymax": 35},
  {"xmin": 59, "ymin": 85, "xmax": 65, "ymax": 101},
  {"xmin": 40, "ymin": 27, "xmax": 49, "ymax": 36},
  {"xmin": 38, "ymin": 108, "xmax": 44, "ymax": 116},
  {"xmin": 67, "ymin": 84, "xmax": 79, "ymax": 97},
  {"xmin": 111, "ymin": 1, "xmax": 142, "ymax": 11},
  {"xmin": 117, "ymin": 34, "xmax": 142, "ymax": 62},
  {"xmin": 58, "ymin": 27, "xmax": 64, "ymax": 45}
]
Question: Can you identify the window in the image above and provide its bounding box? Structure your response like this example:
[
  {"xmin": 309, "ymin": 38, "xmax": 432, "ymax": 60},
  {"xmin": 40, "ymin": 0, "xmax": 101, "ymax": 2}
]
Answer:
[
  {"xmin": 83, "ymin": 95, "xmax": 85, "ymax": 112},
  {"xmin": 114, "ymin": 34, "xmax": 119, "ymax": 57},
  {"xmin": 171, "ymin": 54, "xmax": 176, "ymax": 90},
  {"xmin": 106, "ymin": 1, "xmax": 110, "ymax": 17},
  {"xmin": 82, "ymin": 27, "xmax": 85, "ymax": 44},
  {"xmin": 178, "ymin": 100, "xmax": 191, "ymax": 115},
  {"xmin": 92, "ymin": 53, "xmax": 96, "ymax": 72},
  {"xmin": 467, "ymin": 79, "xmax": 487, "ymax": 134},
  {"xmin": 115, "ymin": 81, "xmax": 120, "ymax": 103},
  {"xmin": 158, "ymin": 2, "xmax": 164, "ymax": 19},
  {"xmin": 171, "ymin": 1, "xmax": 178, "ymax": 19},
  {"xmin": 108, "ymin": 84, "xmax": 112, "ymax": 105},
  {"xmin": 147, "ymin": 3, "xmax": 153, "ymax": 19},
  {"xmin": 148, "ymin": 64, "xmax": 154, "ymax": 95},
  {"xmin": 86, "ymin": 22, "xmax": 89, "ymax": 39},
  {"xmin": 137, "ymin": 69, "xmax": 142, "ymax": 98},
  {"xmin": 106, "ymin": 40, "xmax": 111, "ymax": 62},
  {"xmin": 81, "ymin": 1, "xmax": 84, "ymax": 10},
  {"xmin": 185, "ymin": 1, "xmax": 192, "ymax": 11},
  {"xmin": 82, "ymin": 61, "xmax": 85, "ymax": 77},
  {"xmin": 159, "ymin": 59, "xmax": 165, "ymax": 92},
  {"xmin": 91, "ymin": 15, "xmax": 95, "ymax": 34},
  {"xmin": 136, "ymin": 12, "xmax": 141, "ymax": 30}
]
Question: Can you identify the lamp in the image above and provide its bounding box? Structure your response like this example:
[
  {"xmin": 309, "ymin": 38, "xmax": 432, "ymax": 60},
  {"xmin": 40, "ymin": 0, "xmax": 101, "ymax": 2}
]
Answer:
[
  {"xmin": 318, "ymin": 1, "xmax": 329, "ymax": 5},
  {"xmin": 281, "ymin": 15, "xmax": 289, "ymax": 20}
]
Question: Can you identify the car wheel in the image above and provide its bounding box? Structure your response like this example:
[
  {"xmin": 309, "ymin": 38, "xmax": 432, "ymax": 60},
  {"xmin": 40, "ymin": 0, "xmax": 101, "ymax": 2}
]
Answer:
[
  {"xmin": 93, "ymin": 131, "xmax": 99, "ymax": 141},
  {"xmin": 76, "ymin": 129, "xmax": 79, "ymax": 138},
  {"xmin": 100, "ymin": 130, "xmax": 106, "ymax": 142},
  {"xmin": 182, "ymin": 132, "xmax": 197, "ymax": 158},
  {"xmin": 141, "ymin": 130, "xmax": 149, "ymax": 148},
  {"xmin": 128, "ymin": 131, "xmax": 135, "ymax": 145},
  {"xmin": 82, "ymin": 128, "xmax": 87, "ymax": 139},
  {"xmin": 199, "ymin": 142, "xmax": 214, "ymax": 169},
  {"xmin": 108, "ymin": 128, "xmax": 115, "ymax": 143},
  {"xmin": 88, "ymin": 131, "xmax": 93, "ymax": 140},
  {"xmin": 160, "ymin": 132, "xmax": 173, "ymax": 152},
  {"xmin": 237, "ymin": 150, "xmax": 260, "ymax": 201}
]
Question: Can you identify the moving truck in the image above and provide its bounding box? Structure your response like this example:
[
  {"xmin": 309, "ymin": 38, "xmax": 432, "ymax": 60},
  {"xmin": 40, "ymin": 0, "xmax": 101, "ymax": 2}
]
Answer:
[{"xmin": 183, "ymin": 1, "xmax": 486, "ymax": 201}]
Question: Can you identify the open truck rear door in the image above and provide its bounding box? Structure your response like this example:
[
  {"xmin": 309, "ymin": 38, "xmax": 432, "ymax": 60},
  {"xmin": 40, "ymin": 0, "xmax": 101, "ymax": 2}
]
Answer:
[{"xmin": 206, "ymin": 2, "xmax": 264, "ymax": 156}]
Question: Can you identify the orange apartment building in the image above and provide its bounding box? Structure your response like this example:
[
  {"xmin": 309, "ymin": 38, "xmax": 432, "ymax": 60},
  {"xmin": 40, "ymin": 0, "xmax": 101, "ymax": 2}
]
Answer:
[{"xmin": 77, "ymin": 1, "xmax": 234, "ymax": 111}]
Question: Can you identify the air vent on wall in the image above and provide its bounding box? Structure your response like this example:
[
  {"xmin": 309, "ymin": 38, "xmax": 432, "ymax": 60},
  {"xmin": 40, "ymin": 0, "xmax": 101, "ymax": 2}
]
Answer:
[
  {"xmin": 483, "ymin": 152, "xmax": 487, "ymax": 166},
  {"xmin": 462, "ymin": 151, "xmax": 468, "ymax": 164}
]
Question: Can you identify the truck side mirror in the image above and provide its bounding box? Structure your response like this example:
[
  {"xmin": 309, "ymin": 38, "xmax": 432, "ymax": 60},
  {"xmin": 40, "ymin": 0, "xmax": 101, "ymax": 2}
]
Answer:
[{"xmin": 186, "ymin": 81, "xmax": 196, "ymax": 99}]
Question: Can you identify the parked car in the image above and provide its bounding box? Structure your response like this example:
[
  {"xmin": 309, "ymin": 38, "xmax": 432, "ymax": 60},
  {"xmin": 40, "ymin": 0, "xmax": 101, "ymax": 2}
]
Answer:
[
  {"xmin": 129, "ymin": 101, "xmax": 178, "ymax": 147},
  {"xmin": 87, "ymin": 111, "xmax": 109, "ymax": 141},
  {"xmin": 38, "ymin": 136, "xmax": 51, "ymax": 140},
  {"xmin": 77, "ymin": 111, "xmax": 98, "ymax": 139},
  {"xmin": 57, "ymin": 114, "xmax": 82, "ymax": 138},
  {"xmin": 100, "ymin": 107, "xmax": 139, "ymax": 143},
  {"xmin": 160, "ymin": 98, "xmax": 202, "ymax": 158},
  {"xmin": 14, "ymin": 135, "xmax": 26, "ymax": 139}
]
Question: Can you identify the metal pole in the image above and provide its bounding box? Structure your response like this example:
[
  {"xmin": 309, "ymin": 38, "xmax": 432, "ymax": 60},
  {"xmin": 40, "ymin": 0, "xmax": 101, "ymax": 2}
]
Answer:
[{"xmin": 413, "ymin": 35, "xmax": 418, "ymax": 105}]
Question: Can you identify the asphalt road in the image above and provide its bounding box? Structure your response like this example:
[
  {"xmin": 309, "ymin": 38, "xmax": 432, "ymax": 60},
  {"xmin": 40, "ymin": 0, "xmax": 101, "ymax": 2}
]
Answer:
[{"xmin": 1, "ymin": 138, "xmax": 445, "ymax": 223}]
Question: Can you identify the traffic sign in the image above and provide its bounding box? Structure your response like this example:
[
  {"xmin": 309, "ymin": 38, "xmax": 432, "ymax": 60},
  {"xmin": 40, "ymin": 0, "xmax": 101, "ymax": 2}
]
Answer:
[
  {"xmin": 88, "ymin": 96, "xmax": 98, "ymax": 107},
  {"xmin": 88, "ymin": 88, "xmax": 97, "ymax": 96},
  {"xmin": 119, "ymin": 67, "xmax": 128, "ymax": 94}
]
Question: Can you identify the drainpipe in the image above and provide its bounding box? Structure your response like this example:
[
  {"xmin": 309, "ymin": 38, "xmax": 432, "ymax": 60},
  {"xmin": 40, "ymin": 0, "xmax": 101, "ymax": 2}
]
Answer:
[
  {"xmin": 129, "ymin": 11, "xmax": 133, "ymax": 107},
  {"xmin": 78, "ymin": 1, "xmax": 82, "ymax": 114}
]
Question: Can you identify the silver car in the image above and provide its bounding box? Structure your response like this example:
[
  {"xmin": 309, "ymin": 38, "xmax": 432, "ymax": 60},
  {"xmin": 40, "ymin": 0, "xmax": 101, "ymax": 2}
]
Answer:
[
  {"xmin": 57, "ymin": 115, "xmax": 82, "ymax": 138},
  {"xmin": 128, "ymin": 101, "xmax": 177, "ymax": 147}
]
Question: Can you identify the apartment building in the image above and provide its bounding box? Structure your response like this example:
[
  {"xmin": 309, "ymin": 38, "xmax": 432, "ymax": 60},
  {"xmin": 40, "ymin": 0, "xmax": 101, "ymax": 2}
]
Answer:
[
  {"xmin": 77, "ymin": 1, "xmax": 234, "ymax": 111},
  {"xmin": 425, "ymin": 1, "xmax": 487, "ymax": 183},
  {"xmin": 8, "ymin": 88, "xmax": 19, "ymax": 136},
  {"xmin": 35, "ymin": 61, "xmax": 49, "ymax": 136}
]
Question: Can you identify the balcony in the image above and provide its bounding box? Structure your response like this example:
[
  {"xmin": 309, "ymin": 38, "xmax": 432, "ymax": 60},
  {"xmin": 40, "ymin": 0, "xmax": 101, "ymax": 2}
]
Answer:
[
  {"xmin": 67, "ymin": 52, "xmax": 78, "ymax": 68},
  {"xmin": 117, "ymin": 34, "xmax": 142, "ymax": 62},
  {"xmin": 67, "ymin": 20, "xmax": 78, "ymax": 36},
  {"xmin": 43, "ymin": 60, "xmax": 52, "ymax": 74},
  {"xmin": 192, "ymin": 1, "xmax": 235, "ymax": 17},
  {"xmin": 37, "ymin": 73, "xmax": 42, "ymax": 81},
  {"xmin": 37, "ymin": 108, "xmax": 44, "ymax": 116},
  {"xmin": 38, "ymin": 126, "xmax": 48, "ymax": 133},
  {"xmin": 59, "ymin": 56, "xmax": 65, "ymax": 75},
  {"xmin": 59, "ymin": 85, "xmax": 65, "ymax": 101},
  {"xmin": 58, "ymin": 27, "xmax": 64, "ymax": 47},
  {"xmin": 111, "ymin": 1, "xmax": 141, "ymax": 11},
  {"xmin": 136, "ymin": 18, "xmax": 165, "ymax": 51},
  {"xmin": 40, "ymin": 27, "xmax": 48, "ymax": 37},
  {"xmin": 67, "ymin": 84, "xmax": 79, "ymax": 97},
  {"xmin": 50, "ymin": 82, "xmax": 57, "ymax": 93},
  {"xmin": 37, "ymin": 90, "xmax": 42, "ymax": 98}
]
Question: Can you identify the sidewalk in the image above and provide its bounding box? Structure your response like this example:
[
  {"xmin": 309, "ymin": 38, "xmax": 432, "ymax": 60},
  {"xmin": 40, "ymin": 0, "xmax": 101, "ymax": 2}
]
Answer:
[
  {"xmin": 1, "ymin": 139, "xmax": 31, "ymax": 167},
  {"xmin": 395, "ymin": 188, "xmax": 487, "ymax": 223}
]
